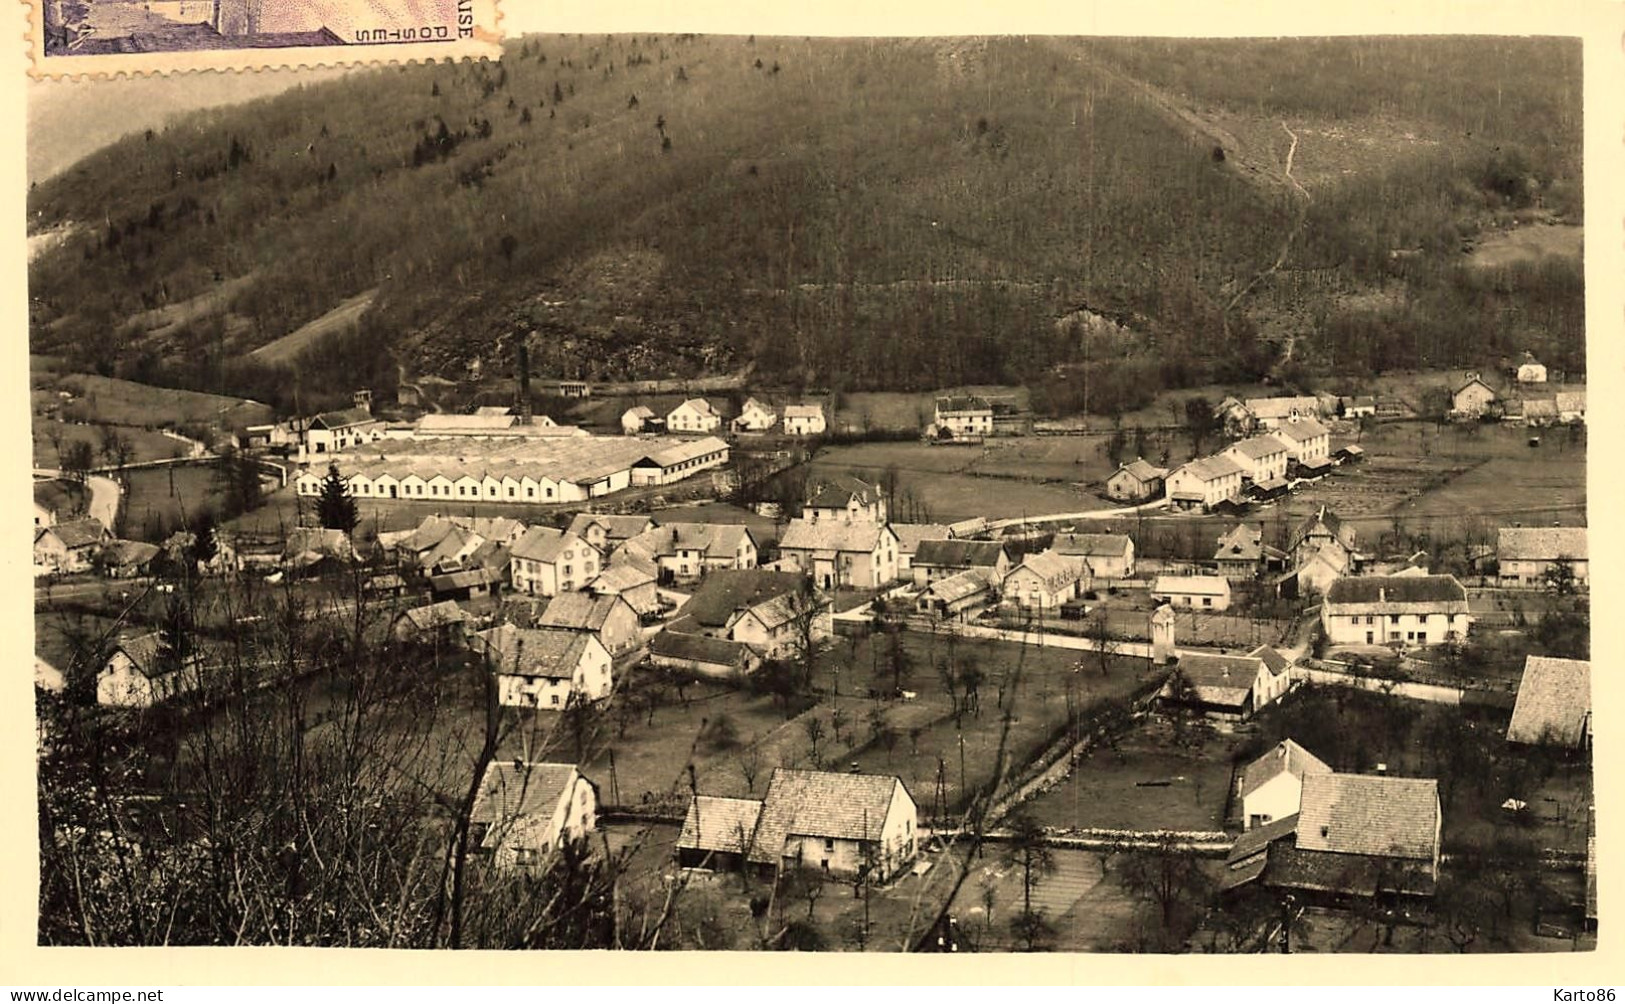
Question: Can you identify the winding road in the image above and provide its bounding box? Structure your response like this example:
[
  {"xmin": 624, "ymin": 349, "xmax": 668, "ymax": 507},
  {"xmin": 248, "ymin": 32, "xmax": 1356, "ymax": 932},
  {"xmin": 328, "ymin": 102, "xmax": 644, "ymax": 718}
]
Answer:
[{"xmin": 34, "ymin": 468, "xmax": 122, "ymax": 531}]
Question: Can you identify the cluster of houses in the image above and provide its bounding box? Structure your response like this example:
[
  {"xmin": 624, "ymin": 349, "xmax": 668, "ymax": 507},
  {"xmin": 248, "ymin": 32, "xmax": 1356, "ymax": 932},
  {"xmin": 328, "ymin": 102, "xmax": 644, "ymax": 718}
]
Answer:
[
  {"xmin": 622, "ymin": 397, "xmax": 828, "ymax": 438},
  {"xmin": 1449, "ymin": 361, "xmax": 1586, "ymax": 426}
]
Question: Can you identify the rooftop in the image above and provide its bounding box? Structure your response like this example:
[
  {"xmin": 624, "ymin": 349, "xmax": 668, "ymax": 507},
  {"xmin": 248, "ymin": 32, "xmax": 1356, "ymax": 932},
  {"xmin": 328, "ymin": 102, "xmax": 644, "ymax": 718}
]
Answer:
[
  {"xmin": 1497, "ymin": 526, "xmax": 1588, "ymax": 562},
  {"xmin": 678, "ymin": 795, "xmax": 765, "ymax": 854},
  {"xmin": 1296, "ymin": 773, "xmax": 1440, "ymax": 862},
  {"xmin": 471, "ymin": 761, "xmax": 579, "ymax": 827},
  {"xmin": 1241, "ymin": 739, "xmax": 1333, "ymax": 800},
  {"xmin": 912, "ymin": 538, "xmax": 1007, "ymax": 568},
  {"xmin": 778, "ymin": 520, "xmax": 893, "ymax": 555},
  {"xmin": 1507, "ymin": 655, "xmax": 1591, "ymax": 747},
  {"xmin": 748, "ymin": 769, "xmax": 908, "ymax": 865},
  {"xmin": 1324, "ymin": 574, "xmax": 1468, "ymax": 608}
]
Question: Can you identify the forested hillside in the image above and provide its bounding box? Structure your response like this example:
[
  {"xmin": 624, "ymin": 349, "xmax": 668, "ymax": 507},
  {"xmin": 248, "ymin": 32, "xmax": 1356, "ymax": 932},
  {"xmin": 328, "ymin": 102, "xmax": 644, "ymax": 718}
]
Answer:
[{"xmin": 27, "ymin": 34, "xmax": 1582, "ymax": 416}]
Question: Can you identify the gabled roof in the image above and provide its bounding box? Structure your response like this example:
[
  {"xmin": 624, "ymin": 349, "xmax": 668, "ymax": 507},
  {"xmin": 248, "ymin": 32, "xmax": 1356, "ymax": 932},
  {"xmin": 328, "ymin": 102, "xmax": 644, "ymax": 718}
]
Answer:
[
  {"xmin": 429, "ymin": 568, "xmax": 501, "ymax": 591},
  {"xmin": 538, "ymin": 592, "xmax": 629, "ymax": 632},
  {"xmin": 747, "ymin": 769, "xmax": 908, "ymax": 865},
  {"xmin": 670, "ymin": 398, "xmax": 720, "ymax": 418},
  {"xmin": 397, "ymin": 600, "xmax": 469, "ymax": 631},
  {"xmin": 1245, "ymin": 396, "xmax": 1321, "ymax": 421},
  {"xmin": 782, "ymin": 404, "xmax": 824, "ymax": 419},
  {"xmin": 1153, "ymin": 574, "xmax": 1230, "ymax": 596},
  {"xmin": 778, "ymin": 520, "xmax": 894, "ymax": 555},
  {"xmin": 633, "ymin": 521, "xmax": 754, "ymax": 560},
  {"xmin": 475, "ymin": 625, "xmax": 594, "ymax": 679},
  {"xmin": 1171, "ymin": 651, "xmax": 1262, "ymax": 707},
  {"xmin": 416, "ymin": 413, "xmax": 518, "ymax": 432},
  {"xmin": 282, "ymin": 528, "xmax": 353, "ymax": 561},
  {"xmin": 806, "ymin": 475, "xmax": 883, "ymax": 510},
  {"xmin": 1507, "ymin": 656, "xmax": 1591, "ymax": 747},
  {"xmin": 1214, "ymin": 523, "xmax": 1263, "ymax": 562},
  {"xmin": 1296, "ymin": 773, "xmax": 1439, "ymax": 861},
  {"xmin": 1555, "ymin": 391, "xmax": 1586, "ymax": 413},
  {"xmin": 677, "ymin": 570, "xmax": 808, "ymax": 629},
  {"xmin": 567, "ymin": 513, "xmax": 654, "ymax": 542},
  {"xmin": 1523, "ymin": 398, "xmax": 1559, "ymax": 419},
  {"xmin": 623, "ymin": 405, "xmax": 656, "ymax": 420},
  {"xmin": 1288, "ymin": 505, "xmax": 1356, "ymax": 553},
  {"xmin": 648, "ymin": 630, "xmax": 754, "ymax": 667},
  {"xmin": 511, "ymin": 526, "xmax": 591, "ymax": 563},
  {"xmin": 892, "ymin": 524, "xmax": 955, "ymax": 554},
  {"xmin": 1005, "ymin": 551, "xmax": 1085, "ymax": 589},
  {"xmin": 1273, "ymin": 416, "xmax": 1330, "ymax": 442},
  {"xmin": 311, "ymin": 407, "xmax": 376, "ymax": 430},
  {"xmin": 1226, "ymin": 812, "xmax": 1302, "ymax": 865},
  {"xmin": 1324, "ymin": 574, "xmax": 1468, "ymax": 608},
  {"xmin": 1111, "ymin": 458, "xmax": 1168, "ymax": 484},
  {"xmin": 1226, "ymin": 434, "xmax": 1290, "ymax": 460},
  {"xmin": 912, "ymin": 538, "xmax": 1007, "ymax": 568},
  {"xmin": 1241, "ymin": 740, "xmax": 1333, "ymax": 799},
  {"xmin": 1454, "ymin": 374, "xmax": 1495, "ymax": 396},
  {"xmin": 678, "ymin": 795, "xmax": 765, "ymax": 854},
  {"xmin": 1250, "ymin": 645, "xmax": 1293, "ymax": 677},
  {"xmin": 472, "ymin": 761, "xmax": 579, "ymax": 826},
  {"xmin": 449, "ymin": 515, "xmax": 527, "ymax": 542},
  {"xmin": 921, "ymin": 567, "xmax": 998, "ymax": 604},
  {"xmin": 1051, "ymin": 532, "xmax": 1132, "ymax": 559},
  {"xmin": 588, "ymin": 561, "xmax": 659, "ymax": 593},
  {"xmin": 52, "ymin": 518, "xmax": 109, "ymax": 549},
  {"xmin": 935, "ymin": 395, "xmax": 992, "ymax": 414},
  {"xmin": 1176, "ymin": 455, "xmax": 1246, "ymax": 483},
  {"xmin": 1497, "ymin": 526, "xmax": 1587, "ymax": 562},
  {"xmin": 638, "ymin": 437, "xmax": 731, "ymax": 470},
  {"xmin": 99, "ymin": 539, "xmax": 160, "ymax": 568},
  {"xmin": 110, "ymin": 632, "xmax": 163, "ymax": 676}
]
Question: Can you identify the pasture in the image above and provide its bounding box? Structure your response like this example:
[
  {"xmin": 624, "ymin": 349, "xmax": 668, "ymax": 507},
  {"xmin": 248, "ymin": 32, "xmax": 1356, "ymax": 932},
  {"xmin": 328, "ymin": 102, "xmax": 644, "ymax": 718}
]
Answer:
[
  {"xmin": 32, "ymin": 418, "xmax": 186, "ymax": 469},
  {"xmin": 121, "ymin": 463, "xmax": 222, "ymax": 539},
  {"xmin": 49, "ymin": 373, "xmax": 272, "ymax": 431}
]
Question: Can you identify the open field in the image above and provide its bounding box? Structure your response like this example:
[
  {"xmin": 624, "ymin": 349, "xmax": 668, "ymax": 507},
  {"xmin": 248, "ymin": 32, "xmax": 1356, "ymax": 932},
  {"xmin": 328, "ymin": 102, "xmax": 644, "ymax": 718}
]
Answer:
[
  {"xmin": 250, "ymin": 288, "xmax": 377, "ymax": 365},
  {"xmin": 121, "ymin": 463, "xmax": 221, "ymax": 538},
  {"xmin": 32, "ymin": 419, "xmax": 187, "ymax": 469},
  {"xmin": 833, "ymin": 386, "xmax": 1029, "ymax": 433},
  {"xmin": 47, "ymin": 373, "xmax": 272, "ymax": 431},
  {"xmin": 1469, "ymin": 223, "xmax": 1583, "ymax": 270}
]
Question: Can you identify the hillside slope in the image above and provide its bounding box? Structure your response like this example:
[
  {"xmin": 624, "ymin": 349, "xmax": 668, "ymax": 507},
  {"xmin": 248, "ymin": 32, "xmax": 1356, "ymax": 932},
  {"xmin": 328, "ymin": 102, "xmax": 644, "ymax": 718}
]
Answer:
[{"xmin": 28, "ymin": 35, "xmax": 1582, "ymax": 416}]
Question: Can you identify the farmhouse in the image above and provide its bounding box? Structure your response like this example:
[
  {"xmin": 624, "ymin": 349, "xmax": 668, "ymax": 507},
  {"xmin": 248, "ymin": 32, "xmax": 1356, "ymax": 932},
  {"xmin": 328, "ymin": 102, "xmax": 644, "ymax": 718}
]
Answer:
[
  {"xmin": 1288, "ymin": 505, "xmax": 1359, "ymax": 585},
  {"xmin": 585, "ymin": 557, "xmax": 662, "ymax": 619},
  {"xmin": 1244, "ymin": 396, "xmax": 1323, "ymax": 430},
  {"xmin": 731, "ymin": 398, "xmax": 778, "ymax": 434},
  {"xmin": 1160, "ymin": 646, "xmax": 1291, "ymax": 719},
  {"xmin": 1001, "ymin": 551, "xmax": 1086, "ymax": 612},
  {"xmin": 892, "ymin": 523, "xmax": 955, "ymax": 574},
  {"xmin": 746, "ymin": 769, "xmax": 918, "ymax": 882},
  {"xmin": 1507, "ymin": 655, "xmax": 1591, "ymax": 749},
  {"xmin": 510, "ymin": 526, "xmax": 601, "ymax": 597},
  {"xmin": 471, "ymin": 761, "xmax": 598, "ymax": 871},
  {"xmin": 1240, "ymin": 739, "xmax": 1332, "ymax": 831},
  {"xmin": 1212, "ymin": 523, "xmax": 1277, "ymax": 582},
  {"xmin": 1164, "ymin": 455, "xmax": 1245, "ymax": 511},
  {"xmin": 1105, "ymin": 458, "xmax": 1167, "ymax": 502},
  {"xmin": 647, "ymin": 630, "xmax": 762, "ymax": 679},
  {"xmin": 1273, "ymin": 416, "xmax": 1331, "ymax": 466},
  {"xmin": 1497, "ymin": 525, "xmax": 1587, "ymax": 588},
  {"xmin": 623, "ymin": 522, "xmax": 758, "ymax": 580},
  {"xmin": 475, "ymin": 624, "xmax": 614, "ymax": 708},
  {"xmin": 669, "ymin": 569, "xmax": 816, "ymax": 658},
  {"xmin": 1151, "ymin": 574, "xmax": 1232, "ymax": 612},
  {"xmin": 1220, "ymin": 434, "xmax": 1290, "ymax": 484},
  {"xmin": 621, "ymin": 406, "xmax": 656, "ymax": 435},
  {"xmin": 566, "ymin": 513, "xmax": 655, "ymax": 554},
  {"xmin": 932, "ymin": 395, "xmax": 993, "ymax": 440},
  {"xmin": 777, "ymin": 520, "xmax": 900, "ymax": 590},
  {"xmin": 803, "ymin": 475, "xmax": 888, "ymax": 524},
  {"xmin": 667, "ymin": 398, "xmax": 723, "ymax": 434},
  {"xmin": 34, "ymin": 518, "xmax": 110, "ymax": 574},
  {"xmin": 1321, "ymin": 574, "xmax": 1471, "ymax": 646},
  {"xmin": 910, "ymin": 538, "xmax": 1009, "ymax": 588},
  {"xmin": 1555, "ymin": 391, "xmax": 1586, "ymax": 424},
  {"xmin": 915, "ymin": 567, "xmax": 1000, "ymax": 620},
  {"xmin": 1051, "ymin": 533, "xmax": 1136, "ymax": 580},
  {"xmin": 96, "ymin": 633, "xmax": 203, "ymax": 708},
  {"xmin": 392, "ymin": 600, "xmax": 470, "ymax": 643},
  {"xmin": 1339, "ymin": 396, "xmax": 1377, "ymax": 418},
  {"xmin": 1451, "ymin": 374, "xmax": 1497, "ymax": 419},
  {"xmin": 781, "ymin": 404, "xmax": 827, "ymax": 436},
  {"xmin": 538, "ymin": 592, "xmax": 644, "ymax": 656}
]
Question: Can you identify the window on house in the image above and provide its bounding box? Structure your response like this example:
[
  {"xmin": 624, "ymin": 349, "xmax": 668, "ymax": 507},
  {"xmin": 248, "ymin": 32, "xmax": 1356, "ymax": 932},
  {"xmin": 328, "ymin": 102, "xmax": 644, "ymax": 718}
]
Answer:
[
  {"xmin": 551, "ymin": 694, "xmax": 560, "ymax": 706},
  {"xmin": 824, "ymin": 838, "xmax": 835, "ymax": 851},
  {"xmin": 1389, "ymin": 614, "xmax": 1400, "ymax": 624}
]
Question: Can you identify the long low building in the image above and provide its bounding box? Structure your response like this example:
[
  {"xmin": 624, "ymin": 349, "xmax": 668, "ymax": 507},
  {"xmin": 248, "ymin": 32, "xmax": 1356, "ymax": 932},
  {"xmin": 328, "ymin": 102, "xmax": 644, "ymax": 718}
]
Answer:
[{"xmin": 294, "ymin": 435, "xmax": 729, "ymax": 505}]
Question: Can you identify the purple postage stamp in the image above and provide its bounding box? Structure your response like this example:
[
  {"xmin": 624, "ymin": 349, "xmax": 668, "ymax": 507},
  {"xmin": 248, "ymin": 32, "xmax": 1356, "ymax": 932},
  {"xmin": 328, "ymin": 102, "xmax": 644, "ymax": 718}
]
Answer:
[{"xmin": 33, "ymin": 0, "xmax": 503, "ymax": 76}]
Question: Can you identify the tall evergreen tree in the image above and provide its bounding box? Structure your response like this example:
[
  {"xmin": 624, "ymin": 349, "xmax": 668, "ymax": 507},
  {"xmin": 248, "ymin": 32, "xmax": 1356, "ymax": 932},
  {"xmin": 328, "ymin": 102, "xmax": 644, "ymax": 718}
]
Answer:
[{"xmin": 316, "ymin": 462, "xmax": 358, "ymax": 534}]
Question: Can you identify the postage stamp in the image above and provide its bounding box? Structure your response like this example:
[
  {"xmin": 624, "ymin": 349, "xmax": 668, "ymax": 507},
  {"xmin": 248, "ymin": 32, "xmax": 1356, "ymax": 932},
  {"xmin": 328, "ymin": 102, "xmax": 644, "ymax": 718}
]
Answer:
[{"xmin": 30, "ymin": 0, "xmax": 503, "ymax": 77}]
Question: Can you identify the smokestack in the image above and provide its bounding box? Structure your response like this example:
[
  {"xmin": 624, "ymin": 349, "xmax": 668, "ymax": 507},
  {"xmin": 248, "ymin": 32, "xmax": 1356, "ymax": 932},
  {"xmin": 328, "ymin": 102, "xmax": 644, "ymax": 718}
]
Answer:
[{"xmin": 516, "ymin": 338, "xmax": 533, "ymax": 427}]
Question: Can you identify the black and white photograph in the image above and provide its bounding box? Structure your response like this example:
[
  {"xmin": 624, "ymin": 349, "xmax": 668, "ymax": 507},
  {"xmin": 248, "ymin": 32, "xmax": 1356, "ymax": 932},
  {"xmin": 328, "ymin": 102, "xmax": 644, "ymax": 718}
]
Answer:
[{"xmin": 21, "ymin": 1, "xmax": 1614, "ymax": 972}]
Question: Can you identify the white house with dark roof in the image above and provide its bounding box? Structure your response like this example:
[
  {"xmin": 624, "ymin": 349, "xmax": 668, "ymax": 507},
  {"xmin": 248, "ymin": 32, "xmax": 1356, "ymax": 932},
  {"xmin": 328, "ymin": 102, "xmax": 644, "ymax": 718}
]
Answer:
[
  {"xmin": 1221, "ymin": 434, "xmax": 1290, "ymax": 483},
  {"xmin": 892, "ymin": 523, "xmax": 955, "ymax": 574},
  {"xmin": 1507, "ymin": 655, "xmax": 1591, "ymax": 749},
  {"xmin": 1273, "ymin": 416, "xmax": 1331, "ymax": 465},
  {"xmin": 647, "ymin": 630, "xmax": 762, "ymax": 679},
  {"xmin": 1497, "ymin": 525, "xmax": 1587, "ymax": 589},
  {"xmin": 1001, "ymin": 551, "xmax": 1086, "ymax": 612},
  {"xmin": 1105, "ymin": 458, "xmax": 1167, "ymax": 502},
  {"xmin": 932, "ymin": 395, "xmax": 994, "ymax": 439},
  {"xmin": 777, "ymin": 520, "xmax": 899, "ymax": 590},
  {"xmin": 1240, "ymin": 739, "xmax": 1332, "ymax": 831},
  {"xmin": 629, "ymin": 437, "xmax": 731, "ymax": 485},
  {"xmin": 802, "ymin": 475, "xmax": 887, "ymax": 524},
  {"xmin": 1160, "ymin": 645, "xmax": 1291, "ymax": 719},
  {"xmin": 472, "ymin": 761, "xmax": 598, "ymax": 870},
  {"xmin": 96, "ymin": 633, "xmax": 204, "ymax": 708},
  {"xmin": 1164, "ymin": 455, "xmax": 1245, "ymax": 511},
  {"xmin": 475, "ymin": 624, "xmax": 613, "ymax": 708},
  {"xmin": 585, "ymin": 553, "xmax": 662, "ymax": 619},
  {"xmin": 538, "ymin": 592, "xmax": 643, "ymax": 656},
  {"xmin": 746, "ymin": 768, "xmax": 918, "ymax": 882},
  {"xmin": 1151, "ymin": 574, "xmax": 1232, "ymax": 612},
  {"xmin": 731, "ymin": 398, "xmax": 778, "ymax": 434},
  {"xmin": 1050, "ymin": 532, "xmax": 1135, "ymax": 580},
  {"xmin": 910, "ymin": 538, "xmax": 1009, "ymax": 588},
  {"xmin": 392, "ymin": 600, "xmax": 470, "ymax": 642},
  {"xmin": 781, "ymin": 404, "xmax": 826, "ymax": 437},
  {"xmin": 621, "ymin": 405, "xmax": 657, "ymax": 435},
  {"xmin": 510, "ymin": 526, "xmax": 600, "ymax": 596},
  {"xmin": 624, "ymin": 522, "xmax": 757, "ymax": 580},
  {"xmin": 666, "ymin": 398, "xmax": 723, "ymax": 434},
  {"xmin": 1321, "ymin": 574, "xmax": 1470, "ymax": 646}
]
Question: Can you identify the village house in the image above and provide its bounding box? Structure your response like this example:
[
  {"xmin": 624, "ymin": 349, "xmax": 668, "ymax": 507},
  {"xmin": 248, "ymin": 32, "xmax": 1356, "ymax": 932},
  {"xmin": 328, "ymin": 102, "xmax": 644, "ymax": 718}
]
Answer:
[
  {"xmin": 34, "ymin": 518, "xmax": 111, "ymax": 574},
  {"xmin": 96, "ymin": 539, "xmax": 162, "ymax": 579},
  {"xmin": 1244, "ymin": 396, "xmax": 1323, "ymax": 431},
  {"xmin": 566, "ymin": 513, "xmax": 655, "ymax": 555},
  {"xmin": 666, "ymin": 398, "xmax": 723, "ymax": 434},
  {"xmin": 910, "ymin": 538, "xmax": 1010, "ymax": 588},
  {"xmin": 647, "ymin": 630, "xmax": 762, "ymax": 679},
  {"xmin": 744, "ymin": 768, "xmax": 918, "ymax": 882},
  {"xmin": 664, "ymin": 569, "xmax": 816, "ymax": 654},
  {"xmin": 1222, "ymin": 774, "xmax": 1443, "ymax": 901},
  {"xmin": 1213, "ymin": 397, "xmax": 1253, "ymax": 437},
  {"xmin": 1321, "ymin": 574, "xmax": 1471, "ymax": 647},
  {"xmin": 1497, "ymin": 525, "xmax": 1588, "ymax": 588},
  {"xmin": 1516, "ymin": 352, "xmax": 1548, "ymax": 384},
  {"xmin": 33, "ymin": 493, "xmax": 56, "ymax": 529},
  {"xmin": 471, "ymin": 761, "xmax": 599, "ymax": 871},
  {"xmin": 677, "ymin": 795, "xmax": 765, "ymax": 871},
  {"xmin": 892, "ymin": 523, "xmax": 955, "ymax": 574},
  {"xmin": 915, "ymin": 567, "xmax": 1000, "ymax": 621},
  {"xmin": 96, "ymin": 632, "xmax": 204, "ymax": 708},
  {"xmin": 1339, "ymin": 396, "xmax": 1377, "ymax": 418},
  {"xmin": 392, "ymin": 600, "xmax": 470, "ymax": 644},
  {"xmin": 781, "ymin": 404, "xmax": 827, "ymax": 437},
  {"xmin": 1160, "ymin": 646, "xmax": 1292, "ymax": 720},
  {"xmin": 802, "ymin": 475, "xmax": 888, "ymax": 524},
  {"xmin": 1451, "ymin": 374, "xmax": 1498, "ymax": 419},
  {"xmin": 1273, "ymin": 416, "xmax": 1331, "ymax": 468},
  {"xmin": 932, "ymin": 395, "xmax": 994, "ymax": 440},
  {"xmin": 476, "ymin": 624, "xmax": 614, "ymax": 708},
  {"xmin": 538, "ymin": 592, "xmax": 644, "ymax": 656},
  {"xmin": 730, "ymin": 398, "xmax": 778, "ymax": 434},
  {"xmin": 1240, "ymin": 739, "xmax": 1333, "ymax": 831},
  {"xmin": 1050, "ymin": 532, "xmax": 1136, "ymax": 581},
  {"xmin": 1507, "ymin": 655, "xmax": 1591, "ymax": 749},
  {"xmin": 509, "ymin": 526, "xmax": 600, "ymax": 597},
  {"xmin": 777, "ymin": 520, "xmax": 900, "ymax": 590},
  {"xmin": 1163, "ymin": 455, "xmax": 1245, "ymax": 512},
  {"xmin": 301, "ymin": 404, "xmax": 387, "ymax": 456},
  {"xmin": 1001, "ymin": 551, "xmax": 1087, "ymax": 612},
  {"xmin": 1287, "ymin": 505, "xmax": 1359, "ymax": 592},
  {"xmin": 621, "ymin": 405, "xmax": 656, "ymax": 435},
  {"xmin": 1556, "ymin": 391, "xmax": 1587, "ymax": 424},
  {"xmin": 1104, "ymin": 458, "xmax": 1168, "ymax": 503},
  {"xmin": 1151, "ymin": 574, "xmax": 1233, "ymax": 612},
  {"xmin": 1212, "ymin": 523, "xmax": 1278, "ymax": 582},
  {"xmin": 1221, "ymin": 434, "xmax": 1290, "ymax": 484},
  {"xmin": 584, "ymin": 556, "xmax": 663, "ymax": 620},
  {"xmin": 622, "ymin": 522, "xmax": 758, "ymax": 581}
]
